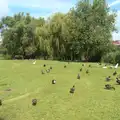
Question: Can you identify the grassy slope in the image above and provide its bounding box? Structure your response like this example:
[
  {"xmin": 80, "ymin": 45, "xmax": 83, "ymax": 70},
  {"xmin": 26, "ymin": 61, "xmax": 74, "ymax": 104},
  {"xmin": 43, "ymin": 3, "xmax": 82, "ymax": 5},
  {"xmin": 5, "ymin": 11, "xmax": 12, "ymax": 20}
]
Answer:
[{"xmin": 0, "ymin": 60, "xmax": 120, "ymax": 120}]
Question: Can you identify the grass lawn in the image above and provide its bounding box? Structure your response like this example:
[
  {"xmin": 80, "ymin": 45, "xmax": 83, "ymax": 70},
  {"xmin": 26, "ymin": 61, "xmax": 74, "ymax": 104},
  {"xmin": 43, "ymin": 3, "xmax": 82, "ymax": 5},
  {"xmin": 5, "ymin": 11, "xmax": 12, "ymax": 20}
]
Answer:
[{"xmin": 0, "ymin": 60, "xmax": 120, "ymax": 120}]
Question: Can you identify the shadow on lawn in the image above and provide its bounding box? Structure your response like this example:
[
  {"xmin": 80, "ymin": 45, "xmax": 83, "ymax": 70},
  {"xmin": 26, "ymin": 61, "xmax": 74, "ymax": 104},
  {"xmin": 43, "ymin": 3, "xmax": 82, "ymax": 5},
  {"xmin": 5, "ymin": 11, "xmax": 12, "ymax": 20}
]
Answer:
[
  {"xmin": 0, "ymin": 117, "xmax": 5, "ymax": 120},
  {"xmin": 0, "ymin": 83, "xmax": 7, "ymax": 86}
]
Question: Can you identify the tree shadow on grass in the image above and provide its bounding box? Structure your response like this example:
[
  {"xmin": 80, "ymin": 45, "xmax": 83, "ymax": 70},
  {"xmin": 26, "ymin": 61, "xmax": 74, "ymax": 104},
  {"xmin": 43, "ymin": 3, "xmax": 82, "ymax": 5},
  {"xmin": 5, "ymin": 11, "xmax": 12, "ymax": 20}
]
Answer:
[
  {"xmin": 114, "ymin": 83, "xmax": 120, "ymax": 85},
  {"xmin": 0, "ymin": 83, "xmax": 7, "ymax": 86},
  {"xmin": 0, "ymin": 117, "xmax": 5, "ymax": 120}
]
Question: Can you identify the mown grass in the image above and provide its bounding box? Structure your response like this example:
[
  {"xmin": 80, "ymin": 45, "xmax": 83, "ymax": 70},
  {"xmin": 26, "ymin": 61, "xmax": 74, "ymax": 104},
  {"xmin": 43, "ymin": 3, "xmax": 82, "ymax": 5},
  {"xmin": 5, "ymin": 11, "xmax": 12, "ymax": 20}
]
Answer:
[{"xmin": 0, "ymin": 60, "xmax": 120, "ymax": 120}]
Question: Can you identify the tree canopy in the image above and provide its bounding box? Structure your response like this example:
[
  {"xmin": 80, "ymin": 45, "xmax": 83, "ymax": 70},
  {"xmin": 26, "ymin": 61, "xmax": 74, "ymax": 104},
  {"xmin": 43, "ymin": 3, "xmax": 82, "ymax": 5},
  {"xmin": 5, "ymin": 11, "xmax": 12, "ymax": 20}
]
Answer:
[{"xmin": 0, "ymin": 0, "xmax": 117, "ymax": 61}]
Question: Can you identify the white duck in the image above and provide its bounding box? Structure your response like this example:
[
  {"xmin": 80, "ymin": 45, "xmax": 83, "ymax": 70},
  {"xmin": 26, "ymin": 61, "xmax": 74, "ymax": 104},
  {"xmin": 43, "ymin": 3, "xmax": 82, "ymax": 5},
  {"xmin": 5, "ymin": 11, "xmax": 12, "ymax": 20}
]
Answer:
[
  {"xmin": 33, "ymin": 60, "xmax": 36, "ymax": 65},
  {"xmin": 115, "ymin": 63, "xmax": 118, "ymax": 69}
]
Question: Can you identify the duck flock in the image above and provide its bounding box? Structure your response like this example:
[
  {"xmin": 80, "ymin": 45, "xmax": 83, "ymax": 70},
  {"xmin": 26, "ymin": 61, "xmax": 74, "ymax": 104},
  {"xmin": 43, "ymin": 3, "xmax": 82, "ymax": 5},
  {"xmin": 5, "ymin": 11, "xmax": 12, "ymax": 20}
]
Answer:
[{"xmin": 0, "ymin": 61, "xmax": 119, "ymax": 106}]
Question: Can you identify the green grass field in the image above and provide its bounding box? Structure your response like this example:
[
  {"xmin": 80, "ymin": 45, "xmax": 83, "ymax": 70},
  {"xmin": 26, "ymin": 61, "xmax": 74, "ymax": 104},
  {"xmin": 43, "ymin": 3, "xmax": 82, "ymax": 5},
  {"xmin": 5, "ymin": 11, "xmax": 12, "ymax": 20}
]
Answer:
[{"xmin": 0, "ymin": 60, "xmax": 120, "ymax": 120}]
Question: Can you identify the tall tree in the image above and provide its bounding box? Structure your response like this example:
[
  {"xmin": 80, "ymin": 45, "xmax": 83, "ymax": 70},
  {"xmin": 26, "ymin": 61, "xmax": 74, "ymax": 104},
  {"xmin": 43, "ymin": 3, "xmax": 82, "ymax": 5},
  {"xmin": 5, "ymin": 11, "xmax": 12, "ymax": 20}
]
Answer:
[{"xmin": 65, "ymin": 0, "xmax": 116, "ymax": 61}]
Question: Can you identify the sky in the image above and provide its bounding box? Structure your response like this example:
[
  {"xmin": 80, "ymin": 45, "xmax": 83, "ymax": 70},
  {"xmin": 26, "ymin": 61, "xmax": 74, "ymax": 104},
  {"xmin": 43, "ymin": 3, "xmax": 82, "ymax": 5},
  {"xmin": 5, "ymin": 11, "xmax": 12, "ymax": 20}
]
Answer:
[{"xmin": 0, "ymin": 0, "xmax": 120, "ymax": 40}]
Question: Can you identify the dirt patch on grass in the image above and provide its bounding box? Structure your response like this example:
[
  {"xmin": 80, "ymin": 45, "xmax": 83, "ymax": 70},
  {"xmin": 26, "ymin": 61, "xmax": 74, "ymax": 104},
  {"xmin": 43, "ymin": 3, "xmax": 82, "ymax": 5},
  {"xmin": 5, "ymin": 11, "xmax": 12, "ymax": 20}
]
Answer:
[
  {"xmin": 0, "ymin": 83, "xmax": 7, "ymax": 86},
  {"xmin": 4, "ymin": 88, "xmax": 12, "ymax": 92},
  {"xmin": 4, "ymin": 93, "xmax": 31, "ymax": 103}
]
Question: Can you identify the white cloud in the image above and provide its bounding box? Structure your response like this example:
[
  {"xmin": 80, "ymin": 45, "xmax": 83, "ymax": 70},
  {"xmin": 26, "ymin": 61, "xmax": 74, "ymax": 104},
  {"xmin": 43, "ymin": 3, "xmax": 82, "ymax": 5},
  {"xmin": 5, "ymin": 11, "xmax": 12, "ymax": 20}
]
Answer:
[
  {"xmin": 7, "ymin": 0, "xmax": 73, "ymax": 19},
  {"xmin": 19, "ymin": 0, "xmax": 74, "ymax": 19},
  {"xmin": 7, "ymin": 0, "xmax": 73, "ymax": 10},
  {"xmin": 108, "ymin": 0, "xmax": 120, "ymax": 40},
  {"xmin": 109, "ymin": 0, "xmax": 120, "ymax": 7},
  {"xmin": 112, "ymin": 11, "xmax": 120, "ymax": 40},
  {"xmin": 115, "ymin": 11, "xmax": 120, "ymax": 28},
  {"xmin": 112, "ymin": 32, "xmax": 120, "ymax": 40},
  {"xmin": 31, "ymin": 8, "xmax": 68, "ymax": 19},
  {"xmin": 0, "ymin": 0, "xmax": 9, "ymax": 19}
]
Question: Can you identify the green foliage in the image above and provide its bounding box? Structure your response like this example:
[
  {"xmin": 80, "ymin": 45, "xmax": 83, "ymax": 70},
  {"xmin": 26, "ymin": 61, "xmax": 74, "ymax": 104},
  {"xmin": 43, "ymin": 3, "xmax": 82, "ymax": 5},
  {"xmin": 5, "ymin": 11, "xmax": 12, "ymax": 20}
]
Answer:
[
  {"xmin": 3, "ymin": 54, "xmax": 12, "ymax": 60},
  {"xmin": 0, "ymin": 0, "xmax": 117, "ymax": 61},
  {"xmin": 102, "ymin": 50, "xmax": 120, "ymax": 64},
  {"xmin": 115, "ymin": 51, "xmax": 120, "ymax": 64},
  {"xmin": 14, "ymin": 55, "xmax": 24, "ymax": 59},
  {"xmin": 101, "ymin": 52, "xmax": 116, "ymax": 64}
]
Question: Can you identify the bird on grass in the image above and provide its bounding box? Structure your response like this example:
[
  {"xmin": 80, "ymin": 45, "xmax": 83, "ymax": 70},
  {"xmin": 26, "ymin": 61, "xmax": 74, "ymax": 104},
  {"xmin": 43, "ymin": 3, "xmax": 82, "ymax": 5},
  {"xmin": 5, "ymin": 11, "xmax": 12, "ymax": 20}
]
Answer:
[
  {"xmin": 116, "ymin": 78, "xmax": 120, "ymax": 85},
  {"xmin": 0, "ymin": 99, "xmax": 2, "ymax": 106},
  {"xmin": 43, "ymin": 64, "xmax": 46, "ymax": 67},
  {"xmin": 64, "ymin": 65, "xmax": 67, "ymax": 68},
  {"xmin": 106, "ymin": 76, "xmax": 111, "ymax": 81},
  {"xmin": 80, "ymin": 68, "xmax": 82, "ymax": 72},
  {"xmin": 32, "ymin": 99, "xmax": 37, "ymax": 106},
  {"xmin": 105, "ymin": 84, "xmax": 115, "ymax": 90},
  {"xmin": 86, "ymin": 70, "xmax": 89, "ymax": 74},
  {"xmin": 77, "ymin": 73, "xmax": 80, "ymax": 79},
  {"xmin": 113, "ymin": 71, "xmax": 117, "ymax": 76},
  {"xmin": 41, "ymin": 70, "xmax": 45, "ymax": 74},
  {"xmin": 70, "ymin": 85, "xmax": 75, "ymax": 94},
  {"xmin": 52, "ymin": 79, "xmax": 56, "ymax": 84}
]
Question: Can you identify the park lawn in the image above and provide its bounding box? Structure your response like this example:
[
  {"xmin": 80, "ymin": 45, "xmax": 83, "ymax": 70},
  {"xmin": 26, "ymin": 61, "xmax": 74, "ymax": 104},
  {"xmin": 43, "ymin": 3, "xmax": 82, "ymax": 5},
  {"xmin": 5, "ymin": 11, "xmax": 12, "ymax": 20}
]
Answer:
[{"xmin": 0, "ymin": 60, "xmax": 120, "ymax": 120}]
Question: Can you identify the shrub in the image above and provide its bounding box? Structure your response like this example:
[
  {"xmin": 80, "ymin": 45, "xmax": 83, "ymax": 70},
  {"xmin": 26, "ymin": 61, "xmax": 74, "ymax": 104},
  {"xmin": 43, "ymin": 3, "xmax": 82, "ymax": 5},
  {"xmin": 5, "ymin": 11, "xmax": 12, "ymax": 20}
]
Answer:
[
  {"xmin": 101, "ymin": 51, "xmax": 120, "ymax": 64},
  {"xmin": 3, "ymin": 54, "xmax": 12, "ymax": 60},
  {"xmin": 115, "ymin": 51, "xmax": 120, "ymax": 64},
  {"xmin": 101, "ymin": 52, "xmax": 116, "ymax": 64},
  {"xmin": 14, "ymin": 55, "xmax": 23, "ymax": 59}
]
